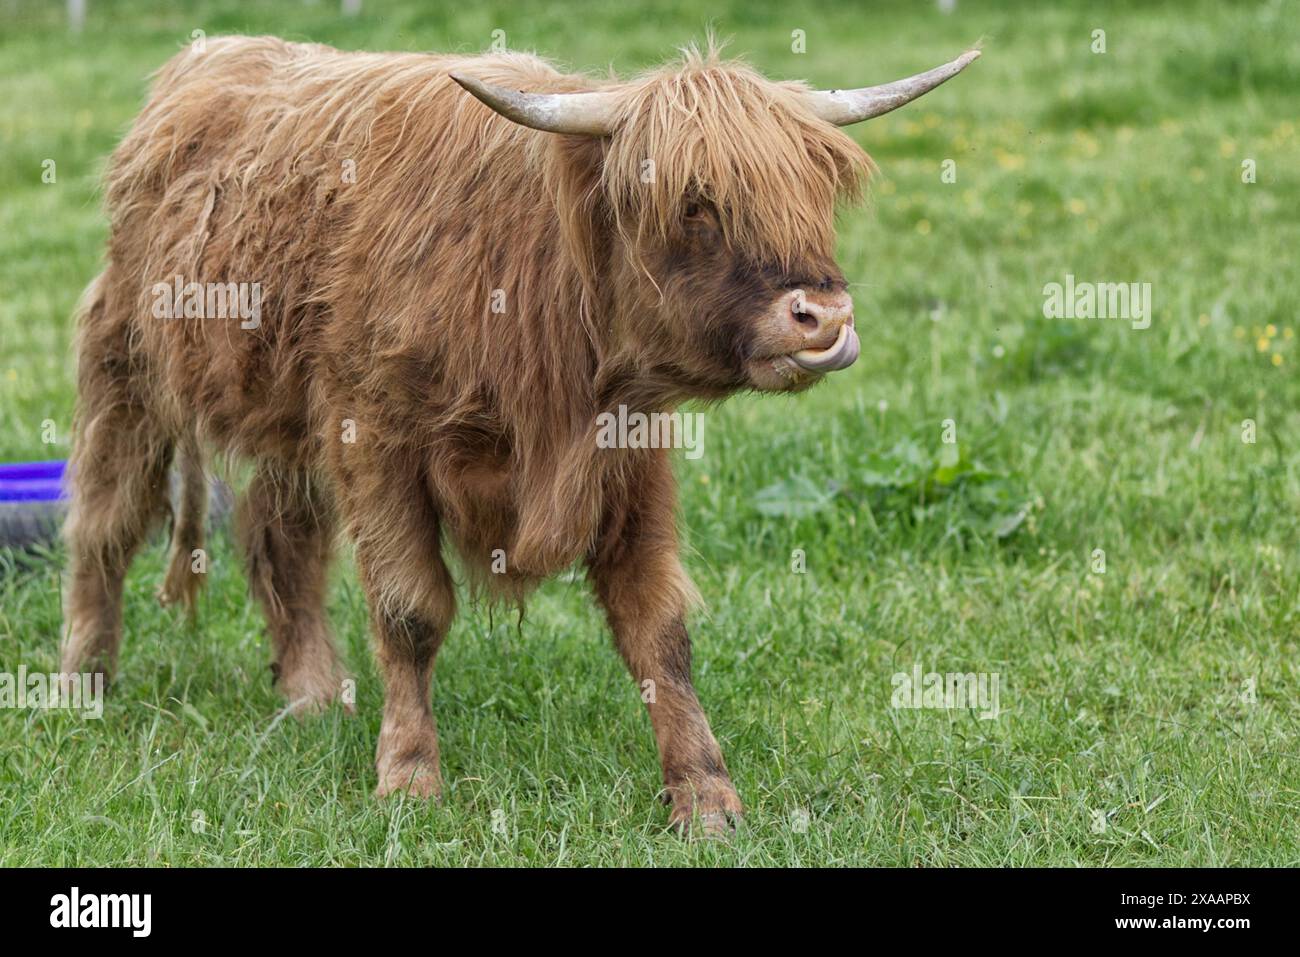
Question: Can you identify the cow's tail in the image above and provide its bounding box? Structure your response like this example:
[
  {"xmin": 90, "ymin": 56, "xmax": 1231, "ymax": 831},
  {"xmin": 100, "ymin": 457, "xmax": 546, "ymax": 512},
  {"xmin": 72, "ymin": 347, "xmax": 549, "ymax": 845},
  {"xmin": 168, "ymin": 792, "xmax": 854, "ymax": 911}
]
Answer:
[{"xmin": 157, "ymin": 438, "xmax": 208, "ymax": 617}]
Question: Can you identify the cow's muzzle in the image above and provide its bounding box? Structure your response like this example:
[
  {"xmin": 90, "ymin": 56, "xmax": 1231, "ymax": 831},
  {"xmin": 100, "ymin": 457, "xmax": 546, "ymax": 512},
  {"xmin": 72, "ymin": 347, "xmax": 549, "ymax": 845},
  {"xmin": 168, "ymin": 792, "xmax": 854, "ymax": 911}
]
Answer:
[{"xmin": 789, "ymin": 321, "xmax": 860, "ymax": 372}]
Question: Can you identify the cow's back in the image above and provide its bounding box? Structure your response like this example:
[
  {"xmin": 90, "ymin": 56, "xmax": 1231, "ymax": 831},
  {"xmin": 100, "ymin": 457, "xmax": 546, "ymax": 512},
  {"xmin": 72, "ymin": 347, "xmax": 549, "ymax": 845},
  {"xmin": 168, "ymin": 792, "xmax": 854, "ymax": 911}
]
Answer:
[{"xmin": 94, "ymin": 37, "xmax": 580, "ymax": 469}]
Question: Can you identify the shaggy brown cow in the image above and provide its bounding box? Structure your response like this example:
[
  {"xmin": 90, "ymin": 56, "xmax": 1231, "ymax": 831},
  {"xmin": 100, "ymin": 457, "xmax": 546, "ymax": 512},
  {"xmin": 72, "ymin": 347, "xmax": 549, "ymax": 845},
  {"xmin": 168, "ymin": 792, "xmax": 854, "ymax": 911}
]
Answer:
[{"xmin": 62, "ymin": 37, "xmax": 978, "ymax": 833}]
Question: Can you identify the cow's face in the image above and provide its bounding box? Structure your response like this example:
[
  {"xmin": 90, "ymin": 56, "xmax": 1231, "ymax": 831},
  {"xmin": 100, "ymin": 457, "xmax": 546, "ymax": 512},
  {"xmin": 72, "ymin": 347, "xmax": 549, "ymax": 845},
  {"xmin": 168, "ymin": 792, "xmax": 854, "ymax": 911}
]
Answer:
[
  {"xmin": 622, "ymin": 191, "xmax": 860, "ymax": 395},
  {"xmin": 592, "ymin": 60, "xmax": 877, "ymax": 396},
  {"xmin": 453, "ymin": 47, "xmax": 980, "ymax": 396}
]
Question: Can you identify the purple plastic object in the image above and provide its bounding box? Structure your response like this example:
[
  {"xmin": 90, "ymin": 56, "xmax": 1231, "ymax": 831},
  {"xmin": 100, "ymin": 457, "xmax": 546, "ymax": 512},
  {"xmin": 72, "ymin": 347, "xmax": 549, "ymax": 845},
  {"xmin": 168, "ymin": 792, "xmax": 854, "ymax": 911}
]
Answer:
[{"xmin": 0, "ymin": 460, "xmax": 68, "ymax": 502}]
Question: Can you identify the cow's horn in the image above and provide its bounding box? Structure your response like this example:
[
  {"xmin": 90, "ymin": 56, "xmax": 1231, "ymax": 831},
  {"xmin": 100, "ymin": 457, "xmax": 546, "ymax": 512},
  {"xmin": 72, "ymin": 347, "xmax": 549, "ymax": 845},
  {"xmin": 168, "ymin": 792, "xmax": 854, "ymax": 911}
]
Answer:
[
  {"xmin": 803, "ymin": 49, "xmax": 981, "ymax": 126},
  {"xmin": 450, "ymin": 73, "xmax": 619, "ymax": 136}
]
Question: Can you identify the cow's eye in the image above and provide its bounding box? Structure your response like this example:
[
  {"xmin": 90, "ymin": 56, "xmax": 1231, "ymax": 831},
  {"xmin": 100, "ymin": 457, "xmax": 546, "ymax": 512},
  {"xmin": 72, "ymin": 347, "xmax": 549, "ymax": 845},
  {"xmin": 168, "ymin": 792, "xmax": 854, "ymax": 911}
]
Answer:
[{"xmin": 682, "ymin": 201, "xmax": 719, "ymax": 234}]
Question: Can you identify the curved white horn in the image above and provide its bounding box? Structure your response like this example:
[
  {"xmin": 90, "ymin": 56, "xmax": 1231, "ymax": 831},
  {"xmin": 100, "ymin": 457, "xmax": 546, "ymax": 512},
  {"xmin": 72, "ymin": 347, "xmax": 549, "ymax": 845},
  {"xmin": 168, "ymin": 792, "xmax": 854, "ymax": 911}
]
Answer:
[
  {"xmin": 450, "ymin": 73, "xmax": 620, "ymax": 136},
  {"xmin": 804, "ymin": 49, "xmax": 981, "ymax": 126}
]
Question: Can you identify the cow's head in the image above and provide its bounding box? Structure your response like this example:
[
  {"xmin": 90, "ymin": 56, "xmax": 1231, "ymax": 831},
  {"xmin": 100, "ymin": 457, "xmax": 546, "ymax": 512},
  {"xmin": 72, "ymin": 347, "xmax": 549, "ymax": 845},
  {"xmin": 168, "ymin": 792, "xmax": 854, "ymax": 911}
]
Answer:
[{"xmin": 453, "ymin": 46, "xmax": 979, "ymax": 396}]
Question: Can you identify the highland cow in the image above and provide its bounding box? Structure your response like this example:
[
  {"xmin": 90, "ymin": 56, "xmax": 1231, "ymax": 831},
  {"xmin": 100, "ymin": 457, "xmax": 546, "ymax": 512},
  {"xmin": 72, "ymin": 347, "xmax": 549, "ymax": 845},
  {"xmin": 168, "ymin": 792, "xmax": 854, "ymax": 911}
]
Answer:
[{"xmin": 62, "ymin": 36, "xmax": 978, "ymax": 833}]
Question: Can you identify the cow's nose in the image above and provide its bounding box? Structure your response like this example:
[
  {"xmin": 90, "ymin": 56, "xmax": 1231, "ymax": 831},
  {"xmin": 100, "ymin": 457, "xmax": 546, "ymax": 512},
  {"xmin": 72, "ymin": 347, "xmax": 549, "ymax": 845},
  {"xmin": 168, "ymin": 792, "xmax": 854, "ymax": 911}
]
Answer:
[{"xmin": 789, "ymin": 288, "xmax": 854, "ymax": 349}]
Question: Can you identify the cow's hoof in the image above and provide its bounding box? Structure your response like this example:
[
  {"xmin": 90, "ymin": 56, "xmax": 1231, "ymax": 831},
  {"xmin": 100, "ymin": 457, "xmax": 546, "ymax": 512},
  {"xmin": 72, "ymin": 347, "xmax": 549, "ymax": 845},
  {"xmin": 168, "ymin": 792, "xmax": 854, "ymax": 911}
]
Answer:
[
  {"xmin": 374, "ymin": 757, "xmax": 443, "ymax": 801},
  {"xmin": 59, "ymin": 652, "xmax": 116, "ymax": 691},
  {"xmin": 155, "ymin": 563, "xmax": 201, "ymax": 613},
  {"xmin": 155, "ymin": 580, "xmax": 186, "ymax": 609},
  {"xmin": 667, "ymin": 778, "xmax": 744, "ymax": 839},
  {"xmin": 277, "ymin": 665, "xmax": 354, "ymax": 717},
  {"xmin": 285, "ymin": 693, "xmax": 354, "ymax": 718}
]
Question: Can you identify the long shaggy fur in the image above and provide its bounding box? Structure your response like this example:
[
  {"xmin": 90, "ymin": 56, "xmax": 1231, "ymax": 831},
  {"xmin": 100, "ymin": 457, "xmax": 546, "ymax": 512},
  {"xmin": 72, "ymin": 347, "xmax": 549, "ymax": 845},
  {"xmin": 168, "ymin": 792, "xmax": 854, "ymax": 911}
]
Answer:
[
  {"xmin": 87, "ymin": 36, "xmax": 868, "ymax": 588},
  {"xmin": 63, "ymin": 36, "xmax": 872, "ymax": 820}
]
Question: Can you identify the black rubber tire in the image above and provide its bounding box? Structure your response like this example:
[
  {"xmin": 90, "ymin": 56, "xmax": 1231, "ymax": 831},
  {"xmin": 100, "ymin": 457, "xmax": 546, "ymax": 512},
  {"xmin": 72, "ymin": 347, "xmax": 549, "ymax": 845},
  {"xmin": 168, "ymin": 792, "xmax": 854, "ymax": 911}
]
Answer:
[
  {"xmin": 0, "ymin": 475, "xmax": 234, "ymax": 553},
  {"xmin": 0, "ymin": 500, "xmax": 64, "ymax": 551}
]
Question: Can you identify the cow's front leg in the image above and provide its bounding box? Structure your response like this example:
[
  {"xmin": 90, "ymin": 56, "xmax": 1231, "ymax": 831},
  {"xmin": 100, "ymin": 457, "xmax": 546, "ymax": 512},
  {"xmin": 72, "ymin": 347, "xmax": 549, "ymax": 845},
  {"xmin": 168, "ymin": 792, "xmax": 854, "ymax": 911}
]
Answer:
[
  {"xmin": 596, "ymin": 578, "xmax": 742, "ymax": 836},
  {"xmin": 336, "ymin": 454, "xmax": 455, "ymax": 800},
  {"xmin": 588, "ymin": 466, "xmax": 742, "ymax": 836}
]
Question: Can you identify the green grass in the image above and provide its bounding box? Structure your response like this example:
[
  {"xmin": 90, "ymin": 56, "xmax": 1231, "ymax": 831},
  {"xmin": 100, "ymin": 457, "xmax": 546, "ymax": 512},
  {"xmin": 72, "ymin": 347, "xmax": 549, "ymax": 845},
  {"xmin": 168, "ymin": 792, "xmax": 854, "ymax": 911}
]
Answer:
[{"xmin": 2, "ymin": 0, "xmax": 1299, "ymax": 866}]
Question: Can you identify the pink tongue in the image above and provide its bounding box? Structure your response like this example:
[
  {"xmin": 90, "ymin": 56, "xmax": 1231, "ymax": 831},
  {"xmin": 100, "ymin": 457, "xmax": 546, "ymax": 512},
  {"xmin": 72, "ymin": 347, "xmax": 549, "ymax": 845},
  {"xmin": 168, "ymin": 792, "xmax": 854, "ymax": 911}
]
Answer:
[{"xmin": 790, "ymin": 324, "xmax": 860, "ymax": 372}]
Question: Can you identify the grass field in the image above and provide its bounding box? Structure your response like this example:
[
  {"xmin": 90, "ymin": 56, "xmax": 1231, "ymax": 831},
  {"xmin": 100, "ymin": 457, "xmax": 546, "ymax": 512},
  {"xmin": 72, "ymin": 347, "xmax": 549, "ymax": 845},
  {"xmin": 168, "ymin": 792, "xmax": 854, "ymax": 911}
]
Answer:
[{"xmin": 2, "ymin": 0, "xmax": 1299, "ymax": 866}]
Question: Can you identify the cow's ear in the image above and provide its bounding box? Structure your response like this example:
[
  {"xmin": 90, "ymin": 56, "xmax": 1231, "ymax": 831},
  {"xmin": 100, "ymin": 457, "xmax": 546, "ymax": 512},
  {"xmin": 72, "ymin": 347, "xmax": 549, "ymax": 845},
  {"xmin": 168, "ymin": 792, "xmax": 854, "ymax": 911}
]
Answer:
[{"xmin": 550, "ymin": 135, "xmax": 611, "ymax": 282}]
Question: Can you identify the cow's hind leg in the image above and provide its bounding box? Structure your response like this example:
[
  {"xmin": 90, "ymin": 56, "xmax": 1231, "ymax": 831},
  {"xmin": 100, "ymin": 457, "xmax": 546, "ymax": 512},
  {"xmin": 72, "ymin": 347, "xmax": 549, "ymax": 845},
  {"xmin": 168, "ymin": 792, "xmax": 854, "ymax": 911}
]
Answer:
[
  {"xmin": 156, "ymin": 434, "xmax": 207, "ymax": 615},
  {"xmin": 237, "ymin": 466, "xmax": 349, "ymax": 713},
  {"xmin": 62, "ymin": 289, "xmax": 173, "ymax": 681},
  {"xmin": 336, "ymin": 457, "xmax": 454, "ymax": 800}
]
